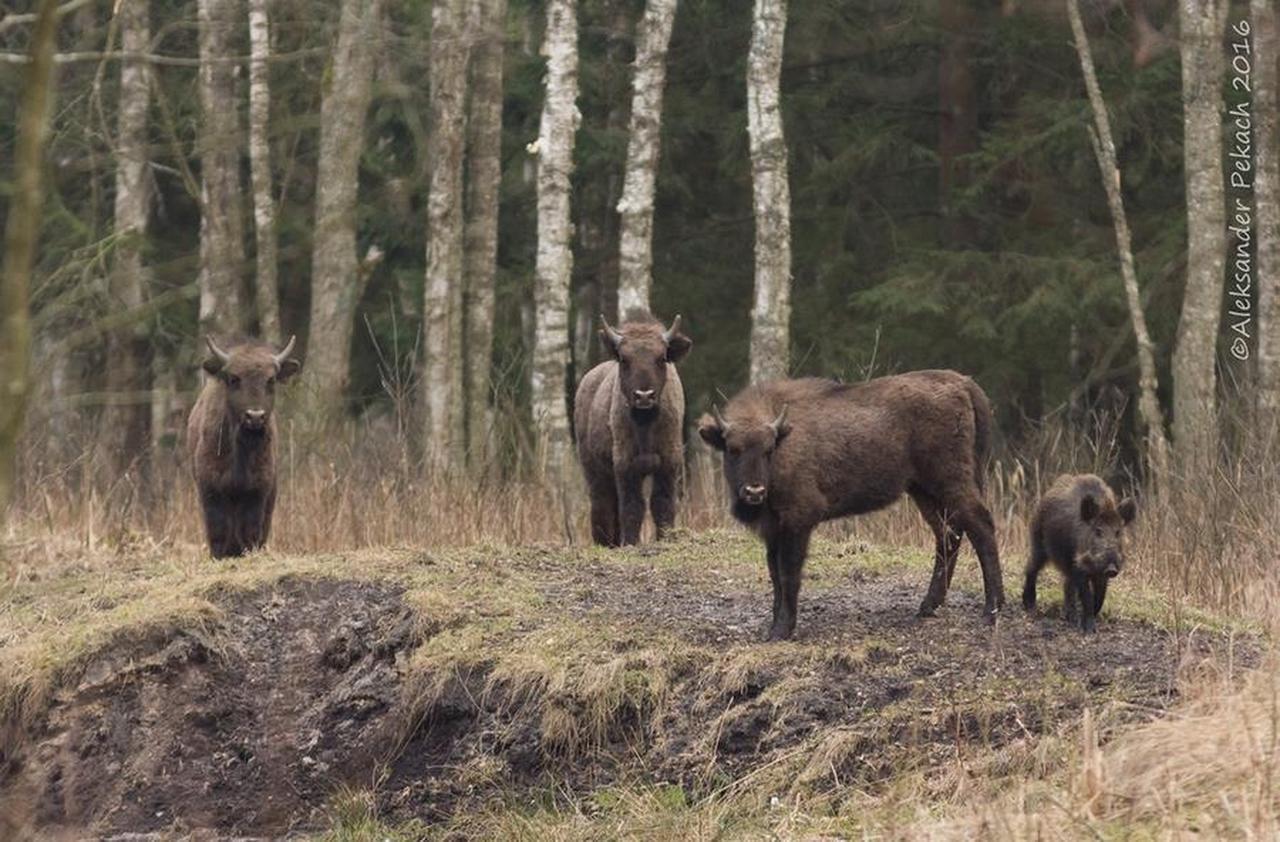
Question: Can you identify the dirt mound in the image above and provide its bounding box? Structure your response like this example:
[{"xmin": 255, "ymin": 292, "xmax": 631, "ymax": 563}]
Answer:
[
  {"xmin": 2, "ymin": 577, "xmax": 420, "ymax": 838},
  {"xmin": 0, "ymin": 551, "xmax": 1255, "ymax": 839}
]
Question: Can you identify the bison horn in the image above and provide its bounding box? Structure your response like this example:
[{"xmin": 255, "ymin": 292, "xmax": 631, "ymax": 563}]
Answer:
[
  {"xmin": 273, "ymin": 334, "xmax": 297, "ymax": 367},
  {"xmin": 713, "ymin": 405, "xmax": 731, "ymax": 432},
  {"xmin": 599, "ymin": 314, "xmax": 623, "ymax": 346},
  {"xmin": 769, "ymin": 404, "xmax": 789, "ymax": 436},
  {"xmin": 662, "ymin": 314, "xmax": 683, "ymax": 343},
  {"xmin": 205, "ymin": 335, "xmax": 231, "ymax": 365}
]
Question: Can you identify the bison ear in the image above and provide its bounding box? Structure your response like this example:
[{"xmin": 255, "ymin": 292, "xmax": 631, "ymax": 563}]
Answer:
[
  {"xmin": 277, "ymin": 357, "xmax": 302, "ymax": 382},
  {"xmin": 1079, "ymin": 495, "xmax": 1099, "ymax": 522},
  {"xmin": 697, "ymin": 413, "xmax": 726, "ymax": 451},
  {"xmin": 665, "ymin": 332, "xmax": 692, "ymax": 363},
  {"xmin": 1117, "ymin": 497, "xmax": 1137, "ymax": 525},
  {"xmin": 202, "ymin": 356, "xmax": 226, "ymax": 376}
]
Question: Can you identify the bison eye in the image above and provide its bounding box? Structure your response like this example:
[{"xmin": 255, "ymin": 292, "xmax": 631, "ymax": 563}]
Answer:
[
  {"xmin": 226, "ymin": 375, "xmax": 241, "ymax": 388},
  {"xmin": 267, "ymin": 377, "xmax": 276, "ymax": 388}
]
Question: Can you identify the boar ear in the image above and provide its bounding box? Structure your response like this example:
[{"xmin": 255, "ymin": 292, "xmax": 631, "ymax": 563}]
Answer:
[
  {"xmin": 277, "ymin": 357, "xmax": 302, "ymax": 382},
  {"xmin": 1079, "ymin": 495, "xmax": 1099, "ymax": 522},
  {"xmin": 697, "ymin": 413, "xmax": 726, "ymax": 451},
  {"xmin": 665, "ymin": 333, "xmax": 692, "ymax": 363},
  {"xmin": 1117, "ymin": 497, "xmax": 1137, "ymax": 525}
]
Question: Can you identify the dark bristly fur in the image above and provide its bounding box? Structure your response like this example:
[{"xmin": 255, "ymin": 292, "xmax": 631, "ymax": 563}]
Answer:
[
  {"xmin": 699, "ymin": 371, "xmax": 1004, "ymax": 641},
  {"xmin": 574, "ymin": 312, "xmax": 692, "ymax": 546},
  {"xmin": 1022, "ymin": 473, "xmax": 1137, "ymax": 634},
  {"xmin": 188, "ymin": 337, "xmax": 301, "ymax": 558}
]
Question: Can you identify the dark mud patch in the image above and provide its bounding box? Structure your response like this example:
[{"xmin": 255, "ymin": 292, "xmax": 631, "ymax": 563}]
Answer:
[{"xmin": 1, "ymin": 577, "xmax": 420, "ymax": 839}]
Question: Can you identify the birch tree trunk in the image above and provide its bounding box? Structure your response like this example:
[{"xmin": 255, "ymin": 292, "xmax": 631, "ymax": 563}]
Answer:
[
  {"xmin": 747, "ymin": 0, "xmax": 792, "ymax": 383},
  {"xmin": 1066, "ymin": 0, "xmax": 1169, "ymax": 478},
  {"xmin": 616, "ymin": 0, "xmax": 678, "ymax": 316},
  {"xmin": 104, "ymin": 0, "xmax": 153, "ymax": 474},
  {"xmin": 1254, "ymin": 0, "xmax": 1280, "ymax": 431},
  {"xmin": 1172, "ymin": 0, "xmax": 1228, "ymax": 471},
  {"xmin": 197, "ymin": 0, "xmax": 248, "ymax": 338},
  {"xmin": 463, "ymin": 0, "xmax": 507, "ymax": 467},
  {"xmin": 247, "ymin": 0, "xmax": 281, "ymax": 341},
  {"xmin": 305, "ymin": 0, "xmax": 382, "ymax": 425},
  {"xmin": 422, "ymin": 0, "xmax": 471, "ymax": 470},
  {"xmin": 531, "ymin": 0, "xmax": 580, "ymax": 476},
  {"xmin": 1, "ymin": 0, "xmax": 59, "ymax": 525}
]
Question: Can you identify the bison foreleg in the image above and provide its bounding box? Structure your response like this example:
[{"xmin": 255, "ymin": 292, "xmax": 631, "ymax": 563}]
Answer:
[
  {"xmin": 649, "ymin": 469, "xmax": 679, "ymax": 540},
  {"xmin": 200, "ymin": 491, "xmax": 237, "ymax": 559},
  {"xmin": 911, "ymin": 491, "xmax": 960, "ymax": 617},
  {"xmin": 616, "ymin": 472, "xmax": 646, "ymax": 546},
  {"xmin": 767, "ymin": 528, "xmax": 811, "ymax": 641},
  {"xmin": 588, "ymin": 478, "xmax": 620, "ymax": 547}
]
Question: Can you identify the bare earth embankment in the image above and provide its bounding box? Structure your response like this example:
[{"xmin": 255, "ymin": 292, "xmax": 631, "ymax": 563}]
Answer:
[{"xmin": 0, "ymin": 531, "xmax": 1267, "ymax": 840}]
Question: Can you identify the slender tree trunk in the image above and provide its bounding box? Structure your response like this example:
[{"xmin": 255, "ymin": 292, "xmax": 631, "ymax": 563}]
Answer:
[
  {"xmin": 1066, "ymin": 0, "xmax": 1170, "ymax": 478},
  {"xmin": 531, "ymin": 0, "xmax": 580, "ymax": 476},
  {"xmin": 1173, "ymin": 0, "xmax": 1228, "ymax": 471},
  {"xmin": 305, "ymin": 0, "xmax": 382, "ymax": 425},
  {"xmin": 248, "ymin": 0, "xmax": 281, "ymax": 341},
  {"xmin": 104, "ymin": 0, "xmax": 153, "ymax": 475},
  {"xmin": 422, "ymin": 0, "xmax": 471, "ymax": 470},
  {"xmin": 197, "ymin": 0, "xmax": 248, "ymax": 338},
  {"xmin": 938, "ymin": 0, "xmax": 977, "ymax": 245},
  {"xmin": 1255, "ymin": 0, "xmax": 1280, "ymax": 431},
  {"xmin": 463, "ymin": 0, "xmax": 507, "ymax": 467},
  {"xmin": 747, "ymin": 0, "xmax": 792, "ymax": 383},
  {"xmin": 616, "ymin": 0, "xmax": 678, "ymax": 316},
  {"xmin": 1, "ymin": 0, "xmax": 60, "ymax": 526}
]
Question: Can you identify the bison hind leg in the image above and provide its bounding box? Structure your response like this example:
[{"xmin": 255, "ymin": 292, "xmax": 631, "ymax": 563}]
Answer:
[{"xmin": 910, "ymin": 490, "xmax": 961, "ymax": 617}]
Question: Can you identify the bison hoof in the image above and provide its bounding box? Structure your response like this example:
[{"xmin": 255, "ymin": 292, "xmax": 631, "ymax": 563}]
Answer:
[
  {"xmin": 765, "ymin": 625, "xmax": 793, "ymax": 642},
  {"xmin": 983, "ymin": 609, "xmax": 1000, "ymax": 626},
  {"xmin": 917, "ymin": 602, "xmax": 939, "ymax": 619}
]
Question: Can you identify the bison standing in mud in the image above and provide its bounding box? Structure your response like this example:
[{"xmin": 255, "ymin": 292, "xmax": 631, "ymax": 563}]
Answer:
[
  {"xmin": 188, "ymin": 336, "xmax": 301, "ymax": 558},
  {"xmin": 575, "ymin": 312, "xmax": 693, "ymax": 546},
  {"xmin": 1022, "ymin": 474, "xmax": 1137, "ymax": 633},
  {"xmin": 698, "ymin": 371, "xmax": 1005, "ymax": 640}
]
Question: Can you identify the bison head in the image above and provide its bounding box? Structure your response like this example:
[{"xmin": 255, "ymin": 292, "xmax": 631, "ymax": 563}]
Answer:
[
  {"xmin": 698, "ymin": 404, "xmax": 790, "ymax": 521},
  {"xmin": 202, "ymin": 336, "xmax": 302, "ymax": 434},
  {"xmin": 599, "ymin": 314, "xmax": 692, "ymax": 414},
  {"xmin": 1075, "ymin": 493, "xmax": 1137, "ymax": 578}
]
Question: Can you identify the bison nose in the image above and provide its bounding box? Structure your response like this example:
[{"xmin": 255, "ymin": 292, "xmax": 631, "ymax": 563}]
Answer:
[
  {"xmin": 741, "ymin": 484, "xmax": 766, "ymax": 504},
  {"xmin": 243, "ymin": 409, "xmax": 266, "ymax": 428},
  {"xmin": 633, "ymin": 389, "xmax": 656, "ymax": 408}
]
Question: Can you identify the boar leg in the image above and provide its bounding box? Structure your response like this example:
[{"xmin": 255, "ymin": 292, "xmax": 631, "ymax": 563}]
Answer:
[
  {"xmin": 1062, "ymin": 575, "xmax": 1079, "ymax": 625},
  {"xmin": 588, "ymin": 478, "xmax": 620, "ymax": 546},
  {"xmin": 767, "ymin": 528, "xmax": 811, "ymax": 641},
  {"xmin": 1021, "ymin": 544, "xmax": 1048, "ymax": 612},
  {"xmin": 1073, "ymin": 570, "xmax": 1097, "ymax": 633},
  {"xmin": 616, "ymin": 471, "xmax": 647, "ymax": 546},
  {"xmin": 1091, "ymin": 575, "xmax": 1108, "ymax": 618},
  {"xmin": 911, "ymin": 491, "xmax": 961, "ymax": 616},
  {"xmin": 650, "ymin": 468, "xmax": 679, "ymax": 540},
  {"xmin": 956, "ymin": 499, "xmax": 1006, "ymax": 621}
]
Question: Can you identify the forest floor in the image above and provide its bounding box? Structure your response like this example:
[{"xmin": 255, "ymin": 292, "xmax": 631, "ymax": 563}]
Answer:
[{"xmin": 0, "ymin": 529, "xmax": 1268, "ymax": 840}]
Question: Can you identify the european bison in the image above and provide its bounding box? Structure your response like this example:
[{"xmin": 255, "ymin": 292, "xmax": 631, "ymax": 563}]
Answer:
[
  {"xmin": 1022, "ymin": 473, "xmax": 1137, "ymax": 633},
  {"xmin": 574, "ymin": 312, "xmax": 692, "ymax": 546},
  {"xmin": 698, "ymin": 371, "xmax": 1005, "ymax": 640},
  {"xmin": 188, "ymin": 335, "xmax": 301, "ymax": 558}
]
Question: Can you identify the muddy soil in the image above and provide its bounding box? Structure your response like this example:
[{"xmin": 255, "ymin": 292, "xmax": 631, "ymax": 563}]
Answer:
[{"xmin": 0, "ymin": 554, "xmax": 1255, "ymax": 840}]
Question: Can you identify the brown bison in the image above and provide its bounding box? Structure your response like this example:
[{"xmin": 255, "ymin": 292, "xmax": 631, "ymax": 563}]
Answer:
[
  {"xmin": 698, "ymin": 371, "xmax": 1005, "ymax": 640},
  {"xmin": 1022, "ymin": 473, "xmax": 1137, "ymax": 633},
  {"xmin": 574, "ymin": 312, "xmax": 692, "ymax": 546},
  {"xmin": 188, "ymin": 335, "xmax": 301, "ymax": 558}
]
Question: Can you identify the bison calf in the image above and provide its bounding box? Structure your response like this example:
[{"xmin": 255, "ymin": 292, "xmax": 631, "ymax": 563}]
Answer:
[
  {"xmin": 699, "ymin": 371, "xmax": 1005, "ymax": 641},
  {"xmin": 188, "ymin": 336, "xmax": 301, "ymax": 558},
  {"xmin": 1021, "ymin": 474, "xmax": 1136, "ymax": 633},
  {"xmin": 574, "ymin": 312, "xmax": 692, "ymax": 546}
]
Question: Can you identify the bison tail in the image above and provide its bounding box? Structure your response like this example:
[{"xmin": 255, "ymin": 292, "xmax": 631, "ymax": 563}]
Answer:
[{"xmin": 966, "ymin": 378, "xmax": 994, "ymax": 496}]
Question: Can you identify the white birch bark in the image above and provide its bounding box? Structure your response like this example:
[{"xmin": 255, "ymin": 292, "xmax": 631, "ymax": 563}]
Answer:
[
  {"xmin": 463, "ymin": 0, "xmax": 507, "ymax": 466},
  {"xmin": 615, "ymin": 0, "xmax": 678, "ymax": 317},
  {"xmin": 247, "ymin": 0, "xmax": 281, "ymax": 341},
  {"xmin": 1254, "ymin": 0, "xmax": 1280, "ymax": 429},
  {"xmin": 531, "ymin": 0, "xmax": 580, "ymax": 475},
  {"xmin": 422, "ymin": 0, "xmax": 471, "ymax": 469},
  {"xmin": 305, "ymin": 0, "xmax": 382, "ymax": 424},
  {"xmin": 1066, "ymin": 0, "xmax": 1169, "ymax": 478},
  {"xmin": 747, "ymin": 0, "xmax": 792, "ymax": 383},
  {"xmin": 1172, "ymin": 0, "xmax": 1228, "ymax": 470},
  {"xmin": 197, "ymin": 0, "xmax": 248, "ymax": 338},
  {"xmin": 104, "ymin": 0, "xmax": 153, "ymax": 471}
]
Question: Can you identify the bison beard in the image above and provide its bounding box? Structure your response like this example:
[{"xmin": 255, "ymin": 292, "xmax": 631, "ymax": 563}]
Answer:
[{"xmin": 700, "ymin": 371, "xmax": 1005, "ymax": 641}]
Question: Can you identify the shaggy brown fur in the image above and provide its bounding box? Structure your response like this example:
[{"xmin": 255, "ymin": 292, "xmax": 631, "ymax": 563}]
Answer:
[
  {"xmin": 187, "ymin": 336, "xmax": 301, "ymax": 558},
  {"xmin": 1022, "ymin": 473, "xmax": 1137, "ymax": 633},
  {"xmin": 699, "ymin": 371, "xmax": 1003, "ymax": 640},
  {"xmin": 574, "ymin": 312, "xmax": 692, "ymax": 546}
]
